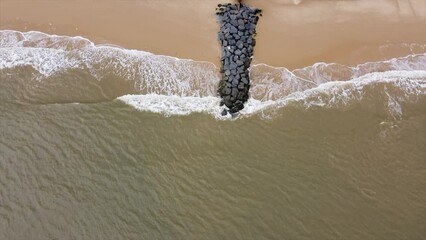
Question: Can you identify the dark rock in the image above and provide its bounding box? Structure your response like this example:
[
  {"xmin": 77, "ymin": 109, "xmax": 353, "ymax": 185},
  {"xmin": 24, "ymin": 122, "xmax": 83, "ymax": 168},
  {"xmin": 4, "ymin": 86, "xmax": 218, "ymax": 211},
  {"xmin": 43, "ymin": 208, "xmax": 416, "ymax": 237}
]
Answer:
[
  {"xmin": 235, "ymin": 100, "xmax": 244, "ymax": 110},
  {"xmin": 238, "ymin": 83, "xmax": 245, "ymax": 90},
  {"xmin": 237, "ymin": 91, "xmax": 245, "ymax": 100},
  {"xmin": 217, "ymin": 3, "xmax": 261, "ymax": 113},
  {"xmin": 221, "ymin": 109, "xmax": 228, "ymax": 116},
  {"xmin": 231, "ymin": 88, "xmax": 238, "ymax": 98},
  {"xmin": 237, "ymin": 66, "xmax": 245, "ymax": 74},
  {"xmin": 254, "ymin": 16, "xmax": 259, "ymax": 23},
  {"xmin": 230, "ymin": 26, "xmax": 238, "ymax": 34},
  {"xmin": 218, "ymin": 32, "xmax": 224, "ymax": 40},
  {"xmin": 223, "ymin": 87, "xmax": 232, "ymax": 95},
  {"xmin": 229, "ymin": 107, "xmax": 238, "ymax": 114},
  {"xmin": 249, "ymin": 23, "xmax": 256, "ymax": 31},
  {"xmin": 224, "ymin": 96, "xmax": 233, "ymax": 108}
]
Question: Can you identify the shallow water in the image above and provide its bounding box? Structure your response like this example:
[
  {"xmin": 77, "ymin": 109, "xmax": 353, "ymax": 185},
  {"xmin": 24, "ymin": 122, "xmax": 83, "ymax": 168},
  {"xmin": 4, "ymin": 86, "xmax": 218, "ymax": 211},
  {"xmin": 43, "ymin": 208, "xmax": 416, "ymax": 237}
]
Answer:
[{"xmin": 1, "ymin": 29, "xmax": 426, "ymax": 239}]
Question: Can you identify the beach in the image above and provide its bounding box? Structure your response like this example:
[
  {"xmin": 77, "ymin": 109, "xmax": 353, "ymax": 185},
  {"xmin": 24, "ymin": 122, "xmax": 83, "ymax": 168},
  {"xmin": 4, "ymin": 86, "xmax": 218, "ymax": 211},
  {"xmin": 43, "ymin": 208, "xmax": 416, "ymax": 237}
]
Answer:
[
  {"xmin": 1, "ymin": 0, "xmax": 425, "ymax": 239},
  {"xmin": 1, "ymin": 0, "xmax": 425, "ymax": 68}
]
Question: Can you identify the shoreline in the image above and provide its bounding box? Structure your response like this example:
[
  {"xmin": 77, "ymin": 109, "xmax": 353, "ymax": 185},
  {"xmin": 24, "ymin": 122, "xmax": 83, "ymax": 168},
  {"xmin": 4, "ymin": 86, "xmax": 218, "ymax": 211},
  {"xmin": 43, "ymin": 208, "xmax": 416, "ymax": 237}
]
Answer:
[{"xmin": 1, "ymin": 0, "xmax": 425, "ymax": 69}]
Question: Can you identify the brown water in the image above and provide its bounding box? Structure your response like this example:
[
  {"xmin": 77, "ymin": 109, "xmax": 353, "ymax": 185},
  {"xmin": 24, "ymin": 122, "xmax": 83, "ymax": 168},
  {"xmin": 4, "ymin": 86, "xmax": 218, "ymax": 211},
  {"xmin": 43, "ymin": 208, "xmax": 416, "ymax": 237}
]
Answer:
[{"xmin": 1, "ymin": 0, "xmax": 426, "ymax": 239}]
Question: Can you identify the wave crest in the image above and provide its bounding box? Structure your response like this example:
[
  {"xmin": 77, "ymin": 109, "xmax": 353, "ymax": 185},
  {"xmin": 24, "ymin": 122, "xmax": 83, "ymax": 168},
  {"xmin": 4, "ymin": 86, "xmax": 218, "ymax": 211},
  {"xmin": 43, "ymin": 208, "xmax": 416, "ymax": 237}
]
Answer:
[{"xmin": 1, "ymin": 30, "xmax": 426, "ymax": 119}]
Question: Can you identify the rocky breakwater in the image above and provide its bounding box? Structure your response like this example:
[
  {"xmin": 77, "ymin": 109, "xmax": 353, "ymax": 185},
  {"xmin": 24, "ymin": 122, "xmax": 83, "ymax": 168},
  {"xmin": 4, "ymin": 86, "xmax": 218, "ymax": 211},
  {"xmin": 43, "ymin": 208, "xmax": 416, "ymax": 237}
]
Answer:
[{"xmin": 216, "ymin": 3, "xmax": 262, "ymax": 115}]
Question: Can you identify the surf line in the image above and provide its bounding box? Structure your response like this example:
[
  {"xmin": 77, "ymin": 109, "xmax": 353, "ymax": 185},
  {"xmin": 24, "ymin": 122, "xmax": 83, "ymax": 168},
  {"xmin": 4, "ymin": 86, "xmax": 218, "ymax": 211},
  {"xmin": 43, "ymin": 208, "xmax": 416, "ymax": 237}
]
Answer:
[{"xmin": 216, "ymin": 2, "xmax": 262, "ymax": 116}]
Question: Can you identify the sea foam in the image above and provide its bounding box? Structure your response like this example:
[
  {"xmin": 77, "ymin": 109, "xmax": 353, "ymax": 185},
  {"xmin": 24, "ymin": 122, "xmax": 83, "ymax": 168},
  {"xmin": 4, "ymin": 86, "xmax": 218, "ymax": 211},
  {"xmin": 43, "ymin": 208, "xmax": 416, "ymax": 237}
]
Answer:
[
  {"xmin": 1, "ymin": 30, "xmax": 425, "ymax": 119},
  {"xmin": 118, "ymin": 71, "xmax": 426, "ymax": 119}
]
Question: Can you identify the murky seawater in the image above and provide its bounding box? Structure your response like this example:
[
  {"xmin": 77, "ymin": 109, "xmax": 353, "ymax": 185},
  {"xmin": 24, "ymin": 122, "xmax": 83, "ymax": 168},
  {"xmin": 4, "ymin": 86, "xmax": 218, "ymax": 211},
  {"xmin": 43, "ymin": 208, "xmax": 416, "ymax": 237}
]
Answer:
[{"xmin": 0, "ymin": 30, "xmax": 426, "ymax": 239}]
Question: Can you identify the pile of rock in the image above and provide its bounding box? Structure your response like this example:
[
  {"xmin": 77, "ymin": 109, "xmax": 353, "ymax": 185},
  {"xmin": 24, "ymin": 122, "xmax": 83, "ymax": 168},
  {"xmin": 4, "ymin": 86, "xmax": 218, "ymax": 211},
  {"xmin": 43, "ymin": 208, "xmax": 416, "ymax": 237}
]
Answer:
[{"xmin": 216, "ymin": 3, "xmax": 261, "ymax": 115}]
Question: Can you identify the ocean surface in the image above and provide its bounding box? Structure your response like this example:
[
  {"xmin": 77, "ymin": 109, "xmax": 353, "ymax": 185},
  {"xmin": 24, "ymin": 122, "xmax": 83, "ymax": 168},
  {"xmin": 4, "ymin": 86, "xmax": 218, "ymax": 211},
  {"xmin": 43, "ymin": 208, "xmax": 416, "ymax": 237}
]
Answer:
[{"xmin": 0, "ymin": 30, "xmax": 425, "ymax": 239}]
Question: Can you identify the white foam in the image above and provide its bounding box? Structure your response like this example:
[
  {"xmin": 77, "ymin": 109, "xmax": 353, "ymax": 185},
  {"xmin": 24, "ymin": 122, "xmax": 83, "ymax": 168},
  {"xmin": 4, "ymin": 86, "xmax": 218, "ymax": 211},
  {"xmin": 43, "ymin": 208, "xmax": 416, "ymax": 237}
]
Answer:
[
  {"xmin": 0, "ymin": 48, "xmax": 82, "ymax": 77},
  {"xmin": 118, "ymin": 94, "xmax": 222, "ymax": 117},
  {"xmin": 117, "ymin": 94, "xmax": 276, "ymax": 119},
  {"xmin": 283, "ymin": 70, "xmax": 426, "ymax": 107},
  {"xmin": 250, "ymin": 54, "xmax": 426, "ymax": 101},
  {"xmin": 0, "ymin": 30, "xmax": 219, "ymax": 96},
  {"xmin": 1, "ymin": 30, "xmax": 426, "ymax": 119},
  {"xmin": 118, "ymin": 71, "xmax": 426, "ymax": 119}
]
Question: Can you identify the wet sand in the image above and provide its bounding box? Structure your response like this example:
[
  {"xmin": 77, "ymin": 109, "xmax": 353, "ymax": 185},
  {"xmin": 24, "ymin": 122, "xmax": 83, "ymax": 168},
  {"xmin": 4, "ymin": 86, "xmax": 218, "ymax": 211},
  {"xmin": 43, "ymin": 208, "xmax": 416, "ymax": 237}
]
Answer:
[{"xmin": 1, "ymin": 0, "xmax": 425, "ymax": 69}]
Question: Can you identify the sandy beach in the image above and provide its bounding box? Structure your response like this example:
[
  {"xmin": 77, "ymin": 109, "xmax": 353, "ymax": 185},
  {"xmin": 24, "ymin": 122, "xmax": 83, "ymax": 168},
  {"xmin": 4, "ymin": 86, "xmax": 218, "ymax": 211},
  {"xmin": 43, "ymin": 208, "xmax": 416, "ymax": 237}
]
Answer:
[
  {"xmin": 1, "ymin": 1, "xmax": 426, "ymax": 239},
  {"xmin": 1, "ymin": 0, "xmax": 425, "ymax": 69}
]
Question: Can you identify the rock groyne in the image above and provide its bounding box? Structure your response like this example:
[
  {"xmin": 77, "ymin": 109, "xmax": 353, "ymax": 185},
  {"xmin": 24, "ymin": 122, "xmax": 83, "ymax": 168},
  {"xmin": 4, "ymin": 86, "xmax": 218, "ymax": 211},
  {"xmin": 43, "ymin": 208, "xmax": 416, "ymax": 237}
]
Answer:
[{"xmin": 216, "ymin": 3, "xmax": 261, "ymax": 114}]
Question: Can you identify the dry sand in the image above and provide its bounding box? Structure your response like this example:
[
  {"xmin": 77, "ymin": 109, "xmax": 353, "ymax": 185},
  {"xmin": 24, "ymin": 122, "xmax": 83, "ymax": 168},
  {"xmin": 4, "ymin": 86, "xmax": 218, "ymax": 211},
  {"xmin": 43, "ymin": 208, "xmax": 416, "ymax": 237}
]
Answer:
[{"xmin": 1, "ymin": 0, "xmax": 425, "ymax": 69}]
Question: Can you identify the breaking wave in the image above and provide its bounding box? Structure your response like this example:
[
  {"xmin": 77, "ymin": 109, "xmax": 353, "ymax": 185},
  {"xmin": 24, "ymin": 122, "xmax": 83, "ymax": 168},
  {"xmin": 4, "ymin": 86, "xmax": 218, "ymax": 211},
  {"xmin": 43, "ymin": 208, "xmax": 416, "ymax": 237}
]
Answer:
[
  {"xmin": 1, "ymin": 30, "xmax": 425, "ymax": 119},
  {"xmin": 119, "ymin": 70, "xmax": 426, "ymax": 119}
]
